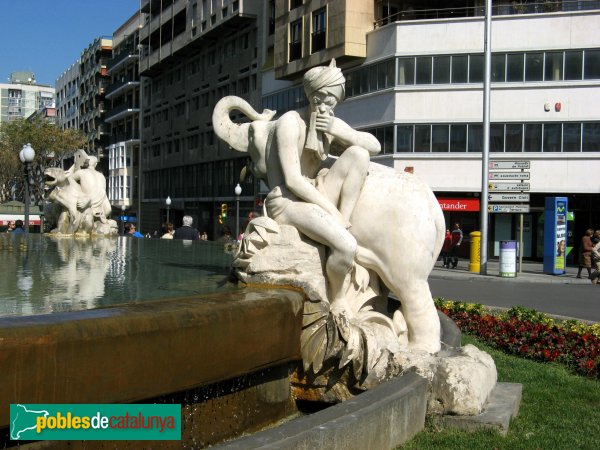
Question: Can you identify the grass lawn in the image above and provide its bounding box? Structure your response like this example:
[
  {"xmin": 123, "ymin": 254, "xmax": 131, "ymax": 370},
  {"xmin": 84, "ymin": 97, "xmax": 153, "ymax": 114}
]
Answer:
[{"xmin": 402, "ymin": 335, "xmax": 600, "ymax": 450}]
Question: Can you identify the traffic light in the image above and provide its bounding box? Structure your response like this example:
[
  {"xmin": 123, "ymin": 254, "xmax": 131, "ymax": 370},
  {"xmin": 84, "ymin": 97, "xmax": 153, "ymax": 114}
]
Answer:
[{"xmin": 221, "ymin": 203, "xmax": 228, "ymax": 218}]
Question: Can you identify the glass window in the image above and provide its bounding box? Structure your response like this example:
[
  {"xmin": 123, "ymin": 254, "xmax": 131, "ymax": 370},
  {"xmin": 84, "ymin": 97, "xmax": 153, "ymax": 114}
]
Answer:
[
  {"xmin": 377, "ymin": 62, "xmax": 387, "ymax": 89},
  {"xmin": 584, "ymin": 49, "xmax": 600, "ymax": 79},
  {"xmin": 414, "ymin": 125, "xmax": 431, "ymax": 152},
  {"xmin": 524, "ymin": 124, "xmax": 542, "ymax": 152},
  {"xmin": 345, "ymin": 72, "xmax": 355, "ymax": 97},
  {"xmin": 450, "ymin": 124, "xmax": 467, "ymax": 152},
  {"xmin": 490, "ymin": 124, "xmax": 505, "ymax": 152},
  {"xmin": 491, "ymin": 54, "xmax": 506, "ymax": 82},
  {"xmin": 506, "ymin": 54, "xmax": 524, "ymax": 82},
  {"xmin": 360, "ymin": 68, "xmax": 369, "ymax": 94},
  {"xmin": 505, "ymin": 124, "xmax": 523, "ymax": 152},
  {"xmin": 469, "ymin": 55, "xmax": 484, "ymax": 83},
  {"xmin": 564, "ymin": 51, "xmax": 583, "ymax": 80},
  {"xmin": 397, "ymin": 58, "xmax": 415, "ymax": 85},
  {"xmin": 416, "ymin": 57, "xmax": 432, "ymax": 84},
  {"xmin": 433, "ymin": 56, "xmax": 450, "ymax": 84},
  {"xmin": 432, "ymin": 125, "xmax": 449, "ymax": 151},
  {"xmin": 451, "ymin": 55, "xmax": 468, "ymax": 83},
  {"xmin": 383, "ymin": 126, "xmax": 394, "ymax": 154},
  {"xmin": 289, "ymin": 20, "xmax": 302, "ymax": 61},
  {"xmin": 543, "ymin": 123, "xmax": 562, "ymax": 152},
  {"xmin": 545, "ymin": 52, "xmax": 563, "ymax": 81},
  {"xmin": 582, "ymin": 123, "xmax": 600, "ymax": 151},
  {"xmin": 525, "ymin": 53, "xmax": 543, "ymax": 81},
  {"xmin": 563, "ymin": 123, "xmax": 581, "ymax": 152},
  {"xmin": 396, "ymin": 125, "xmax": 413, "ymax": 152},
  {"xmin": 311, "ymin": 8, "xmax": 326, "ymax": 53},
  {"xmin": 468, "ymin": 124, "xmax": 483, "ymax": 152},
  {"xmin": 369, "ymin": 65, "xmax": 378, "ymax": 91}
]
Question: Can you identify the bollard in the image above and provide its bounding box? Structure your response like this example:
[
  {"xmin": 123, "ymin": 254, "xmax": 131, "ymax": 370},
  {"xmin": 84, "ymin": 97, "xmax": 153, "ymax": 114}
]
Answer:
[{"xmin": 469, "ymin": 231, "xmax": 481, "ymax": 273}]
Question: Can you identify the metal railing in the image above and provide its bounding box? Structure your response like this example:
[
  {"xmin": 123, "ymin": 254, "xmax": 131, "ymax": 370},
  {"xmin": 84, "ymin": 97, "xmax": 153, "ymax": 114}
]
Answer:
[{"xmin": 374, "ymin": 0, "xmax": 600, "ymax": 28}]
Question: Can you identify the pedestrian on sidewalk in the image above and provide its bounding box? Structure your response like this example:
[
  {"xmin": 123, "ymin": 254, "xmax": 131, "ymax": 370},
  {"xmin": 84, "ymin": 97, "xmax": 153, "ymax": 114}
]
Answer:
[
  {"xmin": 591, "ymin": 230, "xmax": 600, "ymax": 285},
  {"xmin": 441, "ymin": 229, "xmax": 452, "ymax": 268},
  {"xmin": 577, "ymin": 229, "xmax": 594, "ymax": 279},
  {"xmin": 450, "ymin": 222, "xmax": 463, "ymax": 269}
]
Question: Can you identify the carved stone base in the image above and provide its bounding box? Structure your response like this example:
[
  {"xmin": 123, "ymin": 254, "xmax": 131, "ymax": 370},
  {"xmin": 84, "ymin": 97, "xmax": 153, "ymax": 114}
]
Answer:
[{"xmin": 234, "ymin": 218, "xmax": 497, "ymax": 416}]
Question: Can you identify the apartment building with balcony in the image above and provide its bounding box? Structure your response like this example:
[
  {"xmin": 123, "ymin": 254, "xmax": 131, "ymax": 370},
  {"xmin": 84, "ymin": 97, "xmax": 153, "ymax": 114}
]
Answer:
[
  {"xmin": 79, "ymin": 37, "xmax": 113, "ymax": 174},
  {"xmin": 56, "ymin": 62, "xmax": 80, "ymax": 131},
  {"xmin": 263, "ymin": 0, "xmax": 600, "ymax": 261},
  {"xmin": 106, "ymin": 13, "xmax": 143, "ymax": 222},
  {"xmin": 0, "ymin": 72, "xmax": 54, "ymax": 125},
  {"xmin": 138, "ymin": 0, "xmax": 271, "ymax": 236}
]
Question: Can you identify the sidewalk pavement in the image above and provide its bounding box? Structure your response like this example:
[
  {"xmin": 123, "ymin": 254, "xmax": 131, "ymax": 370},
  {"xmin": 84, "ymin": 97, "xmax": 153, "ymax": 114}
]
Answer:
[{"xmin": 430, "ymin": 258, "xmax": 594, "ymax": 285}]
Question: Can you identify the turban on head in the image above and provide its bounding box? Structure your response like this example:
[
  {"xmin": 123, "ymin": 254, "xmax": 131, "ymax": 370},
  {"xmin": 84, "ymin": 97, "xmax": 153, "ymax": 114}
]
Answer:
[{"xmin": 303, "ymin": 59, "xmax": 345, "ymax": 101}]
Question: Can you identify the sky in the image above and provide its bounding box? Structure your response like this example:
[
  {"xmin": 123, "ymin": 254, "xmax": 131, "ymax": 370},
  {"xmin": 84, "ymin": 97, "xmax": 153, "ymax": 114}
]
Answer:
[{"xmin": 0, "ymin": 0, "xmax": 140, "ymax": 87}]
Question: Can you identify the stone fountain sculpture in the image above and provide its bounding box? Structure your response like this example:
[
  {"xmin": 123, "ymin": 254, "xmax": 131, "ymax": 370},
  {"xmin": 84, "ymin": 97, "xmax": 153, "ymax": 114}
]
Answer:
[
  {"xmin": 44, "ymin": 149, "xmax": 117, "ymax": 236},
  {"xmin": 213, "ymin": 60, "xmax": 497, "ymax": 416}
]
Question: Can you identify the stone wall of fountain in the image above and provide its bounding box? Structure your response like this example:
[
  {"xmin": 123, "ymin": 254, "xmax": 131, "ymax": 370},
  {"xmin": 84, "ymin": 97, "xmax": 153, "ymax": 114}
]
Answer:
[{"xmin": 0, "ymin": 286, "xmax": 305, "ymax": 448}]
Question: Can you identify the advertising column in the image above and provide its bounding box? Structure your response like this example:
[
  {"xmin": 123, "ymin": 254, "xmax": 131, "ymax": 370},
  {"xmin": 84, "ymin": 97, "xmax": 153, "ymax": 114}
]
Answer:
[{"xmin": 543, "ymin": 197, "xmax": 568, "ymax": 275}]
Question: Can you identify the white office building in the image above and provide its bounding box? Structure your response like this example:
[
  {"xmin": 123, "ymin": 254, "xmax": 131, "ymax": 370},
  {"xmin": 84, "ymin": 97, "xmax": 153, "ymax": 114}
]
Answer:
[{"xmin": 265, "ymin": 1, "xmax": 600, "ymax": 261}]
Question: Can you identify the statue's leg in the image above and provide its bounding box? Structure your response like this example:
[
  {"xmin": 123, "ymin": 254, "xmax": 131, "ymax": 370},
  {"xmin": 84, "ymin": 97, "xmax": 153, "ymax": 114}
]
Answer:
[
  {"xmin": 319, "ymin": 146, "xmax": 369, "ymax": 221},
  {"xmin": 388, "ymin": 278, "xmax": 441, "ymax": 354},
  {"xmin": 277, "ymin": 201, "xmax": 357, "ymax": 313}
]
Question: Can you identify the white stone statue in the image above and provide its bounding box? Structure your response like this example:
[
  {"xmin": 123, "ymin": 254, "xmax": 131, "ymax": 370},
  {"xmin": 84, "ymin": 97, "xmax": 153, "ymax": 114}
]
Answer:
[
  {"xmin": 44, "ymin": 149, "xmax": 117, "ymax": 236},
  {"xmin": 213, "ymin": 61, "xmax": 497, "ymax": 414}
]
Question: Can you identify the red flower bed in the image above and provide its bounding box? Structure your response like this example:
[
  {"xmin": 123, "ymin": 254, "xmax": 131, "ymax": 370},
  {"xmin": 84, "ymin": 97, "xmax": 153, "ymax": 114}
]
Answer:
[{"xmin": 438, "ymin": 306, "xmax": 600, "ymax": 379}]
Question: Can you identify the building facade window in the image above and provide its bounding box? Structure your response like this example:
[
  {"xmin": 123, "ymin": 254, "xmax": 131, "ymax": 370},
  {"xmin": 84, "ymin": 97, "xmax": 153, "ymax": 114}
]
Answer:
[
  {"xmin": 289, "ymin": 19, "xmax": 302, "ymax": 61},
  {"xmin": 311, "ymin": 8, "xmax": 326, "ymax": 54},
  {"xmin": 361, "ymin": 122, "xmax": 600, "ymax": 154}
]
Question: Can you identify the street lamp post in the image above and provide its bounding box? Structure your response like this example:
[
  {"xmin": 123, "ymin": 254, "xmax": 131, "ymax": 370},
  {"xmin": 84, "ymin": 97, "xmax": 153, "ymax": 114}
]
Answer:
[
  {"xmin": 19, "ymin": 143, "xmax": 35, "ymax": 234},
  {"xmin": 234, "ymin": 183, "xmax": 242, "ymax": 240},
  {"xmin": 121, "ymin": 204, "xmax": 126, "ymax": 235},
  {"xmin": 165, "ymin": 196, "xmax": 171, "ymax": 224}
]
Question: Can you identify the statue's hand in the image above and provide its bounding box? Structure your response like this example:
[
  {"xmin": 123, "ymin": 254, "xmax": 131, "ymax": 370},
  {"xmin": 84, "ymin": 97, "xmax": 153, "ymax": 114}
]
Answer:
[{"xmin": 314, "ymin": 113, "xmax": 336, "ymax": 134}]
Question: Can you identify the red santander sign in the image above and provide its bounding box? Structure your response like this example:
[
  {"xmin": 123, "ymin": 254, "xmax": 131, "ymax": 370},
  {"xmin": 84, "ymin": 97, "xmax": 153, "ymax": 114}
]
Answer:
[{"xmin": 437, "ymin": 198, "xmax": 480, "ymax": 212}]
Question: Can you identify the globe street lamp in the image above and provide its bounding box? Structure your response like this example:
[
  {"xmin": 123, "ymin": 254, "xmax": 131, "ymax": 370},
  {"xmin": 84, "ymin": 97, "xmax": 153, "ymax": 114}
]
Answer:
[
  {"xmin": 234, "ymin": 183, "xmax": 242, "ymax": 240},
  {"xmin": 19, "ymin": 143, "xmax": 35, "ymax": 233},
  {"xmin": 165, "ymin": 196, "xmax": 171, "ymax": 224}
]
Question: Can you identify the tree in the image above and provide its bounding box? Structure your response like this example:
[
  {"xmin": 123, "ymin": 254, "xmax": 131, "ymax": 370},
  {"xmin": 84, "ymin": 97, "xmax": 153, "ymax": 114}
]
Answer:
[{"xmin": 0, "ymin": 118, "xmax": 86, "ymax": 205}]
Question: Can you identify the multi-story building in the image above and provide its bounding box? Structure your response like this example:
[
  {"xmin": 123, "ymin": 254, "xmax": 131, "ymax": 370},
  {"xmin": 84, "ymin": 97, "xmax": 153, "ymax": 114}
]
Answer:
[
  {"xmin": 0, "ymin": 72, "xmax": 54, "ymax": 124},
  {"xmin": 137, "ymin": 0, "xmax": 271, "ymax": 236},
  {"xmin": 56, "ymin": 62, "xmax": 80, "ymax": 131},
  {"xmin": 79, "ymin": 37, "xmax": 113, "ymax": 174},
  {"xmin": 106, "ymin": 13, "xmax": 144, "ymax": 221},
  {"xmin": 27, "ymin": 106, "xmax": 57, "ymax": 124},
  {"xmin": 264, "ymin": 0, "xmax": 600, "ymax": 262}
]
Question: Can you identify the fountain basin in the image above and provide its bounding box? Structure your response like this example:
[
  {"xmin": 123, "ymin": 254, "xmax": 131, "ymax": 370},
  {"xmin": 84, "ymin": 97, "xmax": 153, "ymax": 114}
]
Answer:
[{"xmin": 0, "ymin": 286, "xmax": 303, "ymax": 425}]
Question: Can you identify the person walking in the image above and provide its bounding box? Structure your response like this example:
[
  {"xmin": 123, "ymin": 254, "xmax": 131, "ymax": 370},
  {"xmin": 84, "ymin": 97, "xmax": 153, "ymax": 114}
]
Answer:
[
  {"xmin": 441, "ymin": 229, "xmax": 452, "ymax": 268},
  {"xmin": 450, "ymin": 222, "xmax": 463, "ymax": 269},
  {"xmin": 591, "ymin": 230, "xmax": 600, "ymax": 285},
  {"xmin": 576, "ymin": 229, "xmax": 594, "ymax": 279},
  {"xmin": 161, "ymin": 223, "xmax": 174, "ymax": 239},
  {"xmin": 173, "ymin": 215, "xmax": 200, "ymax": 240},
  {"xmin": 11, "ymin": 220, "xmax": 25, "ymax": 234},
  {"xmin": 125, "ymin": 223, "xmax": 144, "ymax": 238}
]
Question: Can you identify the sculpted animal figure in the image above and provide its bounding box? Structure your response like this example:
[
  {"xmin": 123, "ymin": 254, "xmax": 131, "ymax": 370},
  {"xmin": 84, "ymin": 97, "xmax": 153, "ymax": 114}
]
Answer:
[
  {"xmin": 44, "ymin": 167, "xmax": 93, "ymax": 234},
  {"xmin": 213, "ymin": 95, "xmax": 445, "ymax": 353}
]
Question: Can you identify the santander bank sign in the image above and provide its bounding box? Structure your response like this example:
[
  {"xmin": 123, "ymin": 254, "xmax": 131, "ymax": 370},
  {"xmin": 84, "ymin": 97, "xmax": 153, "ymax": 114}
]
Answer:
[{"xmin": 437, "ymin": 198, "xmax": 480, "ymax": 212}]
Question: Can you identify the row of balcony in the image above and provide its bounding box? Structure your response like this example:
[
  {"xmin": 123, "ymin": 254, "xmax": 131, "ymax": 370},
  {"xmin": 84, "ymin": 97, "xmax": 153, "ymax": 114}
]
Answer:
[
  {"xmin": 104, "ymin": 102, "xmax": 140, "ymax": 123},
  {"xmin": 107, "ymin": 50, "xmax": 139, "ymax": 74},
  {"xmin": 105, "ymin": 80, "xmax": 140, "ymax": 99}
]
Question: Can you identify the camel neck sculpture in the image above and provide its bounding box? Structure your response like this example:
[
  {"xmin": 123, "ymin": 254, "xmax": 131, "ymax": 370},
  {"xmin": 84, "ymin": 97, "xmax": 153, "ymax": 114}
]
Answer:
[
  {"xmin": 44, "ymin": 149, "xmax": 117, "ymax": 236},
  {"xmin": 213, "ymin": 60, "xmax": 498, "ymax": 416}
]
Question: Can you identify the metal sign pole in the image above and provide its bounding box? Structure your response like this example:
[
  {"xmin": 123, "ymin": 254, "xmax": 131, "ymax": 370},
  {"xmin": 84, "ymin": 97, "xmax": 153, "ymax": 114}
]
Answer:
[
  {"xmin": 519, "ymin": 213, "xmax": 524, "ymax": 273},
  {"xmin": 480, "ymin": 0, "xmax": 492, "ymax": 275}
]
